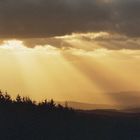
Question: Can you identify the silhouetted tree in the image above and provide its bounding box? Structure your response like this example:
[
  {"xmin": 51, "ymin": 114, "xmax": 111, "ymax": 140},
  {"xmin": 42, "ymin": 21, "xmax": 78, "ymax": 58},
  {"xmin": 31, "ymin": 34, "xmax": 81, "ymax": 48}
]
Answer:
[
  {"xmin": 16, "ymin": 94, "xmax": 22, "ymax": 103},
  {"xmin": 48, "ymin": 99, "xmax": 55, "ymax": 109},
  {"xmin": 0, "ymin": 90, "xmax": 139, "ymax": 140},
  {"xmin": 0, "ymin": 90, "xmax": 5, "ymax": 103},
  {"xmin": 4, "ymin": 92, "xmax": 11, "ymax": 102}
]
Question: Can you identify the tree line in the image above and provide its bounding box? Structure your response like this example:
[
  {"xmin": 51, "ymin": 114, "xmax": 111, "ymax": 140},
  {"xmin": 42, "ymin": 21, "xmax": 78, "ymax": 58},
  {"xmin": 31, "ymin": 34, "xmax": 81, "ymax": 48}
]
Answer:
[{"xmin": 0, "ymin": 90, "xmax": 73, "ymax": 113}]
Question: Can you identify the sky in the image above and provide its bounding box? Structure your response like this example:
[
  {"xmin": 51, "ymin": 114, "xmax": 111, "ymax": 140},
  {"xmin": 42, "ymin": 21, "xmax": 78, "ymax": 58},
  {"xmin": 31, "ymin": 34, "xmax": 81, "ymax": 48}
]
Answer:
[{"xmin": 0, "ymin": 0, "xmax": 140, "ymax": 109}]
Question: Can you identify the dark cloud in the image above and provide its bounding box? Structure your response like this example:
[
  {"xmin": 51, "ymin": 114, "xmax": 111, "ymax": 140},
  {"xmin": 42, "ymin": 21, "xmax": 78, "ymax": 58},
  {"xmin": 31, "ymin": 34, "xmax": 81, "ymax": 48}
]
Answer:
[
  {"xmin": 0, "ymin": 0, "xmax": 139, "ymax": 38},
  {"xmin": 21, "ymin": 33, "xmax": 140, "ymax": 50}
]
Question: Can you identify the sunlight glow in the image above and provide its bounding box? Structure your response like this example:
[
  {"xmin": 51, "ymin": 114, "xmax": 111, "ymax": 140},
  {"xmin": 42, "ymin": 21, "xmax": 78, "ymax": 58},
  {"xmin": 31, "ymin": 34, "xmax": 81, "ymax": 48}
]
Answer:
[
  {"xmin": 0, "ymin": 34, "xmax": 140, "ymax": 109},
  {"xmin": 55, "ymin": 32, "xmax": 109, "ymax": 40},
  {"xmin": 0, "ymin": 40, "xmax": 25, "ymax": 50}
]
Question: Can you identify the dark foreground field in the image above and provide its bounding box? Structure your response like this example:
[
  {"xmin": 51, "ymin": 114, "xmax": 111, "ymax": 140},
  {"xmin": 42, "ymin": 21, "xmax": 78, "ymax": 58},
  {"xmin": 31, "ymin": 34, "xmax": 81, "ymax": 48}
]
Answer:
[{"xmin": 0, "ymin": 92, "xmax": 140, "ymax": 140}]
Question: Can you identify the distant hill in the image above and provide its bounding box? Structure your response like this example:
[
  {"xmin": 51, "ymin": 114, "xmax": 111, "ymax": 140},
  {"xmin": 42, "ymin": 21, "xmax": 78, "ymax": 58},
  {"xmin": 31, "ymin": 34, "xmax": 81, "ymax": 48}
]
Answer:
[
  {"xmin": 58, "ymin": 101, "xmax": 116, "ymax": 110},
  {"xmin": 58, "ymin": 91, "xmax": 140, "ymax": 110},
  {"xmin": 0, "ymin": 92, "xmax": 140, "ymax": 140}
]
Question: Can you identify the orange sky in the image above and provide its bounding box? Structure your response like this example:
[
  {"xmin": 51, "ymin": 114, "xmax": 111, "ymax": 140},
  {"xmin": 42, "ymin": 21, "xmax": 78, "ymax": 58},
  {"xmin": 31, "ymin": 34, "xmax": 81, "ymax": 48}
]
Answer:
[{"xmin": 0, "ymin": 32, "xmax": 140, "ymax": 108}]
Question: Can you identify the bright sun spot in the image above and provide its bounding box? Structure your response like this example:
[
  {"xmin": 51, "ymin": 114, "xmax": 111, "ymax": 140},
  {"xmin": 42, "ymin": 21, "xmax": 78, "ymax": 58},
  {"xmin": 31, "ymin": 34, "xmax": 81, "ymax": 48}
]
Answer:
[{"xmin": 0, "ymin": 40, "xmax": 25, "ymax": 49}]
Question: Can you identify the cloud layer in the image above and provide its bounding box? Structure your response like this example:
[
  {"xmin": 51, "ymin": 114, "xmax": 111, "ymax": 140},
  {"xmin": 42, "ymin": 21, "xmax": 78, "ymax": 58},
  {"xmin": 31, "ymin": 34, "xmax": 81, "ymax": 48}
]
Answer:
[
  {"xmin": 21, "ymin": 32, "xmax": 140, "ymax": 50},
  {"xmin": 0, "ymin": 0, "xmax": 140, "ymax": 38}
]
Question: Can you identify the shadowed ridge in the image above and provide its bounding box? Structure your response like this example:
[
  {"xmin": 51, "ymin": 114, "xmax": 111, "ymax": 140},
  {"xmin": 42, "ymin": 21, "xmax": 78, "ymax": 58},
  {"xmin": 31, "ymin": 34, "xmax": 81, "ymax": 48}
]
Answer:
[{"xmin": 0, "ymin": 90, "xmax": 140, "ymax": 140}]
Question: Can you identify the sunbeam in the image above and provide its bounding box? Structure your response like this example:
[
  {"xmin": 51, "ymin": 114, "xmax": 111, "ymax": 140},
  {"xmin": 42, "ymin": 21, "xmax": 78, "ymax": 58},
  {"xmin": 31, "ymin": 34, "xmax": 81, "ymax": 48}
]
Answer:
[{"xmin": 0, "ymin": 34, "xmax": 140, "ymax": 108}]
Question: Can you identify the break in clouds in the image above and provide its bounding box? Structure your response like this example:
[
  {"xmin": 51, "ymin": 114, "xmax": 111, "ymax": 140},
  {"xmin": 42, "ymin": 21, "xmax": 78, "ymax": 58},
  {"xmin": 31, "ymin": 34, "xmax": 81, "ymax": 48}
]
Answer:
[{"xmin": 0, "ymin": 0, "xmax": 140, "ymax": 38}]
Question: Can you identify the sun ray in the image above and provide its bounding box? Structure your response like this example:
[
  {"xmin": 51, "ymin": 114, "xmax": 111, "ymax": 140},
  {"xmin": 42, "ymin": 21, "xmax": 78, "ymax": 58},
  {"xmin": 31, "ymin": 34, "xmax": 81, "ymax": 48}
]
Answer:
[{"xmin": 1, "ymin": 37, "xmax": 140, "ymax": 108}]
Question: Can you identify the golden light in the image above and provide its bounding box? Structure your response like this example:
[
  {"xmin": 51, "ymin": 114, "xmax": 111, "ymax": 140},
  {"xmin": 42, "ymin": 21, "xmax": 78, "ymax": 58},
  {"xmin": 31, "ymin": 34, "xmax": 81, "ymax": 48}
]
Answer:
[
  {"xmin": 0, "ymin": 34, "xmax": 140, "ymax": 109},
  {"xmin": 0, "ymin": 40, "xmax": 25, "ymax": 49}
]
